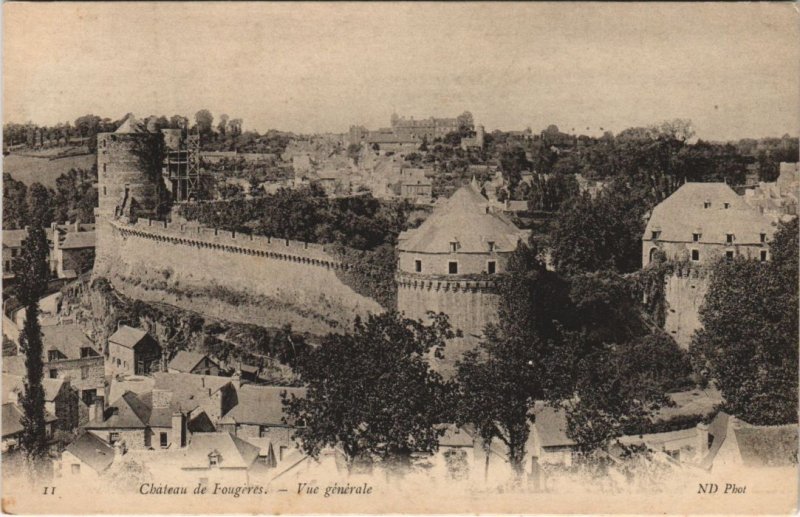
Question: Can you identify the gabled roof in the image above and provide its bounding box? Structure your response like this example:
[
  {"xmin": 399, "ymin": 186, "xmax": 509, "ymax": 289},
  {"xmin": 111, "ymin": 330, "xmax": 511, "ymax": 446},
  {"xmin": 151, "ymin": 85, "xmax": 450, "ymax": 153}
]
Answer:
[
  {"xmin": 533, "ymin": 404, "xmax": 576, "ymax": 448},
  {"xmin": 2, "ymin": 402, "xmax": 57, "ymax": 438},
  {"xmin": 87, "ymin": 391, "xmax": 150, "ymax": 429},
  {"xmin": 108, "ymin": 326, "xmax": 151, "ymax": 349},
  {"xmin": 645, "ymin": 183, "xmax": 775, "ymax": 244},
  {"xmin": 64, "ymin": 432, "xmax": 116, "ymax": 473},
  {"xmin": 398, "ymin": 182, "xmax": 530, "ymax": 254},
  {"xmin": 42, "ymin": 324, "xmax": 97, "ymax": 360},
  {"xmin": 60, "ymin": 231, "xmax": 96, "ymax": 249},
  {"xmin": 168, "ymin": 351, "xmax": 218, "ymax": 374},
  {"xmin": 181, "ymin": 432, "xmax": 260, "ymax": 470},
  {"xmin": 3, "ymin": 374, "xmax": 65, "ymax": 403},
  {"xmin": 222, "ymin": 385, "xmax": 305, "ymax": 427},
  {"xmin": 146, "ymin": 372, "xmax": 232, "ymax": 422}
]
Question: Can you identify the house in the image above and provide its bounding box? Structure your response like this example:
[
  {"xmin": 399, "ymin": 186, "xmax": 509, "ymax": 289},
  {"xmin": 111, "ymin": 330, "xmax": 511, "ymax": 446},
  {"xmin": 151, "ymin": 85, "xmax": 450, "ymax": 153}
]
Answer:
[
  {"xmin": 84, "ymin": 391, "xmax": 153, "ymax": 450},
  {"xmin": 2, "ymin": 222, "xmax": 96, "ymax": 282},
  {"xmin": 615, "ymin": 424, "xmax": 709, "ymax": 464},
  {"xmin": 398, "ymin": 167, "xmax": 433, "ymax": 200},
  {"xmin": 2, "ymin": 402, "xmax": 57, "ymax": 452},
  {"xmin": 107, "ymin": 325, "xmax": 162, "ymax": 376},
  {"xmin": 60, "ymin": 431, "xmax": 118, "ymax": 481},
  {"xmin": 238, "ymin": 363, "xmax": 259, "ymax": 382},
  {"xmin": 219, "ymin": 384, "xmax": 305, "ymax": 460},
  {"xmin": 149, "ymin": 371, "xmax": 237, "ymax": 425},
  {"xmin": 167, "ymin": 351, "xmax": 221, "ymax": 376},
  {"xmin": 530, "ymin": 404, "xmax": 577, "ymax": 466},
  {"xmin": 4, "ymin": 374, "xmax": 79, "ymax": 431},
  {"xmin": 179, "ymin": 432, "xmax": 263, "ymax": 485},
  {"xmin": 643, "ymin": 182, "xmax": 776, "ymax": 267}
]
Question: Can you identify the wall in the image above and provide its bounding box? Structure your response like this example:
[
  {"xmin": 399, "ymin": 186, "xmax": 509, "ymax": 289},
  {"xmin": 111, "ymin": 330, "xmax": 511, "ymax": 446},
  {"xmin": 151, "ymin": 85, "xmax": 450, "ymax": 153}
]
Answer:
[
  {"xmin": 399, "ymin": 251, "xmax": 510, "ymax": 276},
  {"xmin": 94, "ymin": 217, "xmax": 383, "ymax": 336},
  {"xmin": 88, "ymin": 428, "xmax": 149, "ymax": 449},
  {"xmin": 664, "ymin": 268, "xmax": 710, "ymax": 349},
  {"xmin": 396, "ymin": 273, "xmax": 499, "ymax": 338},
  {"xmin": 97, "ymin": 133, "xmax": 162, "ymax": 218},
  {"xmin": 643, "ymin": 240, "xmax": 769, "ymax": 267}
]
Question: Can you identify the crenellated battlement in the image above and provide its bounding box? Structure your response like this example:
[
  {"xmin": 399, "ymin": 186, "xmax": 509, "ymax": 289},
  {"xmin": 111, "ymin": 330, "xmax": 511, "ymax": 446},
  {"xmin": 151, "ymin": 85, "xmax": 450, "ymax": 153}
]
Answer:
[
  {"xmin": 111, "ymin": 218, "xmax": 345, "ymax": 270},
  {"xmin": 396, "ymin": 271, "xmax": 498, "ymax": 293}
]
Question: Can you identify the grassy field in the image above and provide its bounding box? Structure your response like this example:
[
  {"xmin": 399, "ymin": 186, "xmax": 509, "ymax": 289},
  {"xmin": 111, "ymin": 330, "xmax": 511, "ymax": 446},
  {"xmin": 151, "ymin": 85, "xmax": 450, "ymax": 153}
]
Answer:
[{"xmin": 3, "ymin": 150, "xmax": 95, "ymax": 187}]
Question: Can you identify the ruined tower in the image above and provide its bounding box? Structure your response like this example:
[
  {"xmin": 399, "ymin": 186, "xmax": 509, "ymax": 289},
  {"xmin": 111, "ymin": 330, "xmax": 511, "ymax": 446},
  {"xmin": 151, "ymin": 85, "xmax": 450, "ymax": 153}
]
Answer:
[{"xmin": 396, "ymin": 180, "xmax": 530, "ymax": 339}]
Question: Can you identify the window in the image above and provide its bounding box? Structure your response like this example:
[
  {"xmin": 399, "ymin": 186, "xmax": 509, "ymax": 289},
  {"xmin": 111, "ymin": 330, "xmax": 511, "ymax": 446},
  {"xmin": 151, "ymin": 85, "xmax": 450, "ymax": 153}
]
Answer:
[
  {"xmin": 487, "ymin": 241, "xmax": 495, "ymax": 252},
  {"xmin": 726, "ymin": 251, "xmax": 734, "ymax": 260},
  {"xmin": 726, "ymin": 234, "xmax": 734, "ymax": 244},
  {"xmin": 723, "ymin": 202, "xmax": 730, "ymax": 209},
  {"xmin": 449, "ymin": 241, "xmax": 459, "ymax": 253},
  {"xmin": 760, "ymin": 250, "xmax": 768, "ymax": 262},
  {"xmin": 48, "ymin": 350, "xmax": 60, "ymax": 362},
  {"xmin": 103, "ymin": 186, "xmax": 107, "ymax": 196},
  {"xmin": 109, "ymin": 432, "xmax": 119, "ymax": 445},
  {"xmin": 651, "ymin": 231, "xmax": 661, "ymax": 240},
  {"xmin": 209, "ymin": 452, "xmax": 220, "ymax": 467},
  {"xmin": 692, "ymin": 233, "xmax": 701, "ymax": 242},
  {"xmin": 103, "ymin": 163, "xmax": 107, "ymax": 173},
  {"xmin": 415, "ymin": 260, "xmax": 422, "ymax": 273},
  {"xmin": 760, "ymin": 233, "xmax": 767, "ymax": 243},
  {"xmin": 71, "ymin": 464, "xmax": 80, "ymax": 475},
  {"xmin": 703, "ymin": 201, "xmax": 711, "ymax": 209},
  {"xmin": 49, "ymin": 369, "xmax": 58, "ymax": 379},
  {"xmin": 11, "ymin": 249, "xmax": 18, "ymax": 258},
  {"xmin": 448, "ymin": 261, "xmax": 458, "ymax": 275},
  {"xmin": 487, "ymin": 261, "xmax": 496, "ymax": 274},
  {"xmin": 691, "ymin": 249, "xmax": 700, "ymax": 261},
  {"xmin": 160, "ymin": 432, "xmax": 168, "ymax": 448}
]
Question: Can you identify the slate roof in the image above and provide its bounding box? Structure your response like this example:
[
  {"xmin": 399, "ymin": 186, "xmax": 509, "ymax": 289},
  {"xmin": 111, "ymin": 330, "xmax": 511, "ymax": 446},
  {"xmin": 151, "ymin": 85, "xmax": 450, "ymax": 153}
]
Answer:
[
  {"xmin": 2, "ymin": 402, "xmax": 57, "ymax": 438},
  {"xmin": 3, "ymin": 374, "xmax": 65, "ymax": 403},
  {"xmin": 181, "ymin": 432, "xmax": 260, "ymax": 470},
  {"xmin": 222, "ymin": 385, "xmax": 305, "ymax": 427},
  {"xmin": 60, "ymin": 231, "xmax": 96, "ymax": 249},
  {"xmin": 644, "ymin": 183, "xmax": 775, "ymax": 245},
  {"xmin": 168, "ymin": 351, "xmax": 217, "ymax": 374},
  {"xmin": 2, "ymin": 356, "xmax": 26, "ymax": 376},
  {"xmin": 42, "ymin": 324, "xmax": 97, "ymax": 360},
  {"xmin": 86, "ymin": 391, "xmax": 150, "ymax": 429},
  {"xmin": 147, "ymin": 372, "xmax": 232, "ymax": 420},
  {"xmin": 398, "ymin": 182, "xmax": 530, "ymax": 254},
  {"xmin": 108, "ymin": 325, "xmax": 150, "ymax": 349},
  {"xmin": 533, "ymin": 404, "xmax": 576, "ymax": 448},
  {"xmin": 3, "ymin": 228, "xmax": 55, "ymax": 248},
  {"xmin": 64, "ymin": 432, "xmax": 116, "ymax": 473}
]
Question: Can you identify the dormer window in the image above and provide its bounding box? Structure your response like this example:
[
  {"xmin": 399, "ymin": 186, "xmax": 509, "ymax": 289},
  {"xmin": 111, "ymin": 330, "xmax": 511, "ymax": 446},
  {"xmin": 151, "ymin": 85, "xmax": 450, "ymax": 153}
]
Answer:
[
  {"xmin": 723, "ymin": 202, "xmax": 730, "ymax": 209},
  {"xmin": 726, "ymin": 233, "xmax": 734, "ymax": 244},
  {"xmin": 692, "ymin": 233, "xmax": 701, "ymax": 242},
  {"xmin": 449, "ymin": 241, "xmax": 459, "ymax": 253},
  {"xmin": 487, "ymin": 241, "xmax": 495, "ymax": 252},
  {"xmin": 703, "ymin": 201, "xmax": 711, "ymax": 209},
  {"xmin": 760, "ymin": 233, "xmax": 767, "ymax": 243},
  {"xmin": 651, "ymin": 231, "xmax": 661, "ymax": 240},
  {"xmin": 209, "ymin": 451, "xmax": 220, "ymax": 467}
]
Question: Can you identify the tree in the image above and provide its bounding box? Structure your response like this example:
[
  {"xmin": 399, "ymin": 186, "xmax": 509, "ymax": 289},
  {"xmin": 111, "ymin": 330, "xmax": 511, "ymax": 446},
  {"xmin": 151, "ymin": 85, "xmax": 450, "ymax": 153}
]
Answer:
[
  {"xmin": 15, "ymin": 211, "xmax": 51, "ymax": 474},
  {"xmin": 194, "ymin": 109, "xmax": 214, "ymax": 137},
  {"xmin": 690, "ymin": 219, "xmax": 798, "ymax": 425},
  {"xmin": 283, "ymin": 311, "xmax": 454, "ymax": 471},
  {"xmin": 499, "ymin": 146, "xmax": 532, "ymax": 190},
  {"xmin": 217, "ymin": 114, "xmax": 229, "ymax": 136},
  {"xmin": 457, "ymin": 111, "xmax": 474, "ymax": 132},
  {"xmin": 3, "ymin": 174, "xmax": 28, "ymax": 229}
]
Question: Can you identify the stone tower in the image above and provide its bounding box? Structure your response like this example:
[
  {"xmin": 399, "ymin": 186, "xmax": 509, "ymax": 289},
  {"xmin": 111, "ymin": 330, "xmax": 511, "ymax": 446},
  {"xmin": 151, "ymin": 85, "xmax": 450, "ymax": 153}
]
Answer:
[
  {"xmin": 96, "ymin": 114, "xmax": 163, "ymax": 221},
  {"xmin": 396, "ymin": 180, "xmax": 530, "ymax": 339}
]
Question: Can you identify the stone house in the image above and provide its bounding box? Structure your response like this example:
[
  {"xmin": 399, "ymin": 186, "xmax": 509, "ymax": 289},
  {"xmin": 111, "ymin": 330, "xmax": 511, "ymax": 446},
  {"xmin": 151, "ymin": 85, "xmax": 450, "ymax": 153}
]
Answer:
[
  {"xmin": 167, "ymin": 351, "xmax": 221, "ymax": 376},
  {"xmin": 643, "ymin": 182, "xmax": 775, "ymax": 267},
  {"xmin": 4, "ymin": 374, "xmax": 80, "ymax": 431},
  {"xmin": 218, "ymin": 385, "xmax": 304, "ymax": 463},
  {"xmin": 2, "ymin": 402, "xmax": 57, "ymax": 452},
  {"xmin": 107, "ymin": 325, "xmax": 162, "ymax": 377},
  {"xmin": 60, "ymin": 431, "xmax": 118, "ymax": 482},
  {"xmin": 178, "ymin": 432, "xmax": 263, "ymax": 485}
]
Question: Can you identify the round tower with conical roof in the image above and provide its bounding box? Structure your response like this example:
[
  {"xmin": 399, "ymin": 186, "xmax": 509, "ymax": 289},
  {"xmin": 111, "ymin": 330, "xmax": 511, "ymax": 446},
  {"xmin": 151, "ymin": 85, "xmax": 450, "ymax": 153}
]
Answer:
[{"xmin": 396, "ymin": 181, "xmax": 530, "ymax": 339}]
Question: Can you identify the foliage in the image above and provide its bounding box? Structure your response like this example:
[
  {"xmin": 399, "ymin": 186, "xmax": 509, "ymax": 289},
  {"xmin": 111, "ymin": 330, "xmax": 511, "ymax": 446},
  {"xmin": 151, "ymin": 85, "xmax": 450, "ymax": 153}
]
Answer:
[
  {"xmin": 283, "ymin": 311, "xmax": 455, "ymax": 470},
  {"xmin": 526, "ymin": 173, "xmax": 580, "ymax": 211},
  {"xmin": 690, "ymin": 218, "xmax": 798, "ymax": 425},
  {"xmin": 332, "ymin": 244, "xmax": 398, "ymax": 310},
  {"xmin": 3, "ymin": 174, "xmax": 29, "ymax": 229}
]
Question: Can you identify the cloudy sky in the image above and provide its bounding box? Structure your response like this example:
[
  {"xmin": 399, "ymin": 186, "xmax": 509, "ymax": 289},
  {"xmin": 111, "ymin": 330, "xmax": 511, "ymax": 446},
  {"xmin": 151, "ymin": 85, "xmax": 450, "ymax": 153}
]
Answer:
[{"xmin": 4, "ymin": 2, "xmax": 799, "ymax": 140}]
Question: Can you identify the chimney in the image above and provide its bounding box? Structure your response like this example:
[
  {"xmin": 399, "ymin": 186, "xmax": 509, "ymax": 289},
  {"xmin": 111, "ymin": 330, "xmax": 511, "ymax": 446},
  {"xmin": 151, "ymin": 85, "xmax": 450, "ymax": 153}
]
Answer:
[
  {"xmin": 696, "ymin": 422, "xmax": 709, "ymax": 458},
  {"xmin": 230, "ymin": 372, "xmax": 241, "ymax": 391},
  {"xmin": 171, "ymin": 411, "xmax": 187, "ymax": 448},
  {"xmin": 93, "ymin": 395, "xmax": 105, "ymax": 422}
]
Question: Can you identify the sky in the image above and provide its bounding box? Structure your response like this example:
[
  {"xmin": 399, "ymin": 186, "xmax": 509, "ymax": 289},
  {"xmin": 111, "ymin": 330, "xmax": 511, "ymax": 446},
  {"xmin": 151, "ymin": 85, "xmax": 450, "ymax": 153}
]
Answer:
[{"xmin": 3, "ymin": 2, "xmax": 799, "ymax": 141}]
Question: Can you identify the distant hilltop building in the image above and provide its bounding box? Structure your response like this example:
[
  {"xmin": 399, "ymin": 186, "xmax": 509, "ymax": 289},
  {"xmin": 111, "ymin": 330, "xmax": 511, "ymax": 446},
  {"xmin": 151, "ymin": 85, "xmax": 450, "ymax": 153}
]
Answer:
[
  {"xmin": 396, "ymin": 179, "xmax": 530, "ymax": 343},
  {"xmin": 390, "ymin": 113, "xmax": 460, "ymax": 141},
  {"xmin": 642, "ymin": 182, "xmax": 777, "ymax": 348},
  {"xmin": 348, "ymin": 111, "xmax": 475, "ymax": 151}
]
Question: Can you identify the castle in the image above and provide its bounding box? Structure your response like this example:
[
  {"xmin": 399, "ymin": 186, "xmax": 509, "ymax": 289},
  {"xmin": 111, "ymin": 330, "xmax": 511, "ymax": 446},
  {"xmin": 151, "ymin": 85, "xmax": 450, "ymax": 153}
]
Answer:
[
  {"xmin": 643, "ymin": 182, "xmax": 777, "ymax": 347},
  {"xmin": 94, "ymin": 115, "xmax": 527, "ymax": 353}
]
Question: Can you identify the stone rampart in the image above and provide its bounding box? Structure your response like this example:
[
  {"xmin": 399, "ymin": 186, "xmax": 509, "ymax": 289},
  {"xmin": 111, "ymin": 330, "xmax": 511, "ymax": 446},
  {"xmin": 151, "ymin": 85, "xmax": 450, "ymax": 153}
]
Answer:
[
  {"xmin": 664, "ymin": 266, "xmax": 710, "ymax": 349},
  {"xmin": 94, "ymin": 217, "xmax": 383, "ymax": 336}
]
